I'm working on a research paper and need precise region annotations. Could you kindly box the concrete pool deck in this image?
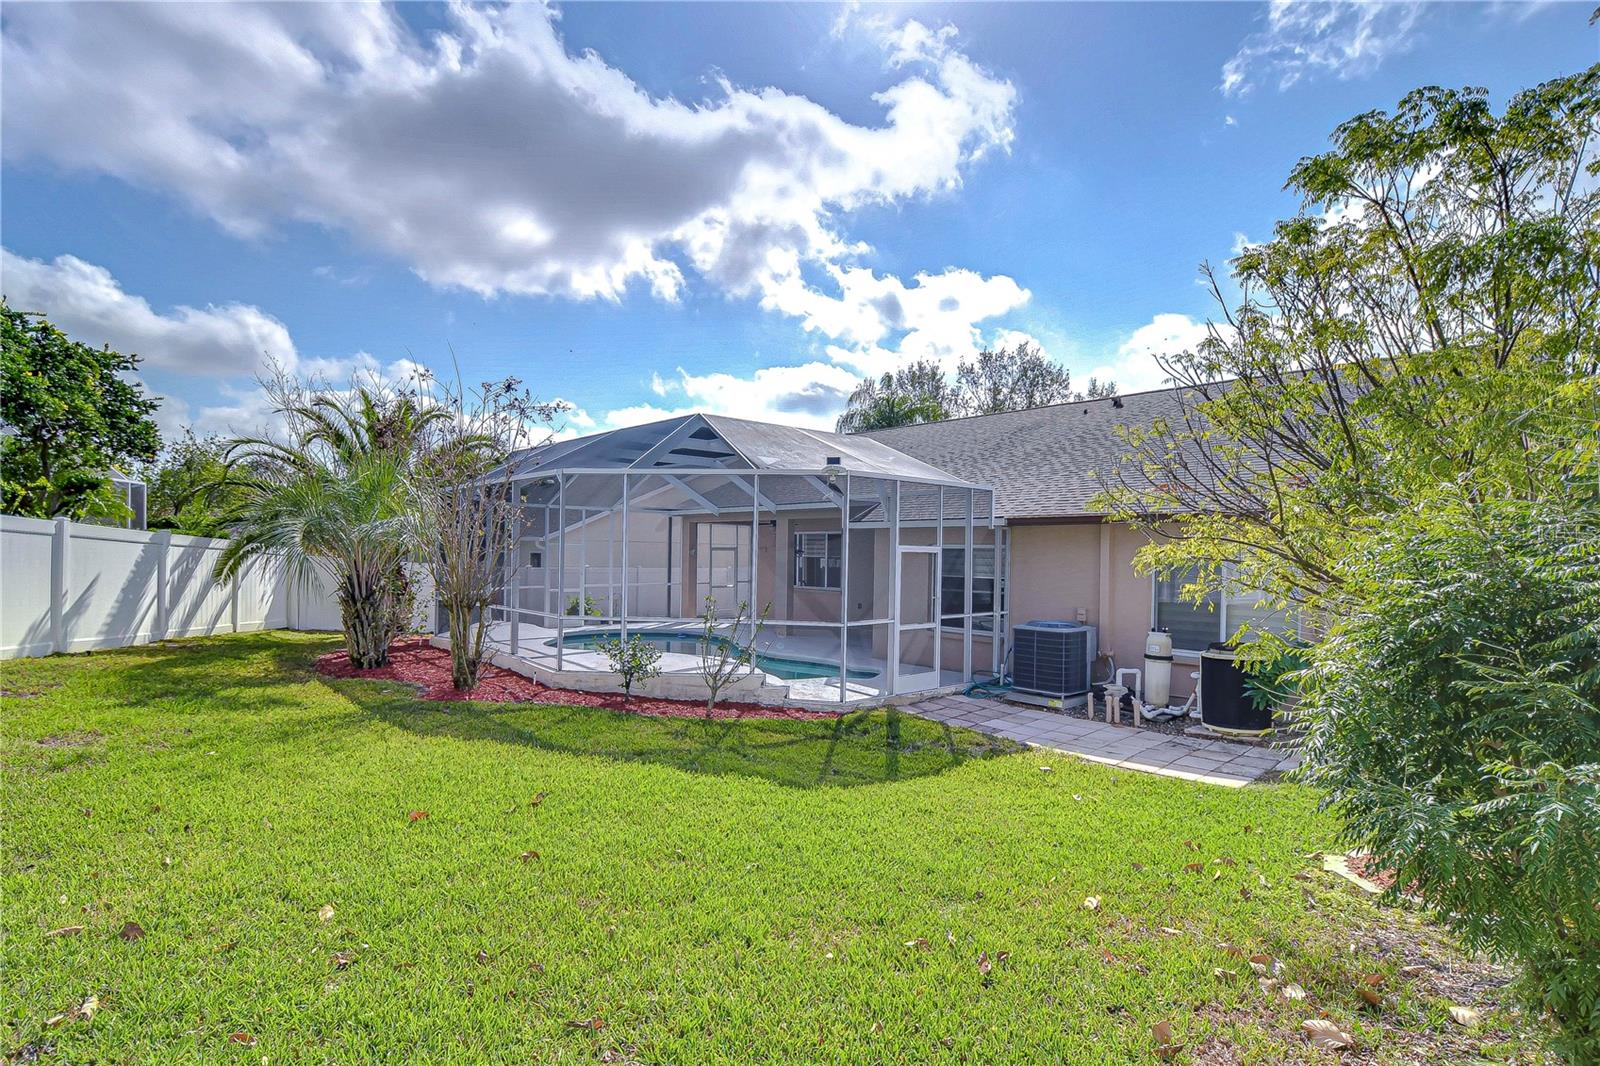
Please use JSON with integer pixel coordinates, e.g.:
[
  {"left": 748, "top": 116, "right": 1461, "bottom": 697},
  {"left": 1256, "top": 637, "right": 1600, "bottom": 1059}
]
[{"left": 909, "top": 695, "right": 1302, "bottom": 787}]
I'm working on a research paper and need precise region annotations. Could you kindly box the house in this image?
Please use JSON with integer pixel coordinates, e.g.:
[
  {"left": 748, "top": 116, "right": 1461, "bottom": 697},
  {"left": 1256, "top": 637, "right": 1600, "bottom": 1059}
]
[
  {"left": 863, "top": 387, "right": 1282, "bottom": 701},
  {"left": 456, "top": 393, "right": 1285, "bottom": 707}
]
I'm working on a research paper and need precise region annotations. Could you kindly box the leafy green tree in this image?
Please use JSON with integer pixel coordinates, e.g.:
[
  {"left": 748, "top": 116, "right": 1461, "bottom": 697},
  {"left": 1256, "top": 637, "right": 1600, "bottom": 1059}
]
[
  {"left": 0, "top": 302, "right": 161, "bottom": 519},
  {"left": 955, "top": 340, "right": 1082, "bottom": 414},
  {"left": 1297, "top": 493, "right": 1599, "bottom": 1062},
  {"left": 836, "top": 346, "right": 1117, "bottom": 433},
  {"left": 1098, "top": 68, "right": 1600, "bottom": 1057},
  {"left": 834, "top": 360, "right": 957, "bottom": 432},
  {"left": 139, "top": 430, "right": 247, "bottom": 537}
]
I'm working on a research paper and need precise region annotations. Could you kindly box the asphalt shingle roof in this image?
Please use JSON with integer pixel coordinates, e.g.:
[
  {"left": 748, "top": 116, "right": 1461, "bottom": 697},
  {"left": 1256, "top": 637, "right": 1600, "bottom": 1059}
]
[{"left": 863, "top": 387, "right": 1193, "bottom": 520}]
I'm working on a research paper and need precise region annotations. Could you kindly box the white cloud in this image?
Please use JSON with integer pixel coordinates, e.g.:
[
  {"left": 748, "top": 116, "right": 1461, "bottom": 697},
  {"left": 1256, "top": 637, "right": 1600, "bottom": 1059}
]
[
  {"left": 1221, "top": 1, "right": 1424, "bottom": 97},
  {"left": 3, "top": 4, "right": 1033, "bottom": 439},
  {"left": 3, "top": 4, "right": 1016, "bottom": 310},
  {"left": 1086, "top": 313, "right": 1211, "bottom": 394},
  {"left": 593, "top": 362, "right": 861, "bottom": 432},
  {"left": 0, "top": 247, "right": 441, "bottom": 437},
  {"left": 1, "top": 248, "right": 298, "bottom": 377}
]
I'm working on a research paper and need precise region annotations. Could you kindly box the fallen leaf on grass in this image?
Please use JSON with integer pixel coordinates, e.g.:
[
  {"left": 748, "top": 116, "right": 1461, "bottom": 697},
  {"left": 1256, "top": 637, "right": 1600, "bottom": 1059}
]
[
  {"left": 330, "top": 950, "right": 356, "bottom": 970},
  {"left": 228, "top": 1032, "right": 257, "bottom": 1047},
  {"left": 1038, "top": 765, "right": 1052, "bottom": 773},
  {"left": 1183, "top": 862, "right": 1204, "bottom": 874},
  {"left": 317, "top": 905, "right": 335, "bottom": 924},
  {"left": 566, "top": 1017, "right": 605, "bottom": 1031},
  {"left": 529, "top": 792, "right": 548, "bottom": 808},
  {"left": 407, "top": 810, "right": 428, "bottom": 825},
  {"left": 1151, "top": 1021, "right": 1183, "bottom": 1058},
  {"left": 45, "top": 925, "right": 84, "bottom": 938},
  {"left": 1130, "top": 862, "right": 1145, "bottom": 872},
  {"left": 1158, "top": 926, "right": 1182, "bottom": 936},
  {"left": 1100, "top": 948, "right": 1119, "bottom": 964},
  {"left": 1183, "top": 840, "right": 1199, "bottom": 852},
  {"left": 1082, "top": 896, "right": 1101, "bottom": 912},
  {"left": 1448, "top": 1004, "right": 1481, "bottom": 1028},
  {"left": 1281, "top": 983, "right": 1307, "bottom": 1001},
  {"left": 1397, "top": 964, "right": 1429, "bottom": 979},
  {"left": 1218, "top": 943, "right": 1245, "bottom": 959},
  {"left": 1358, "top": 985, "right": 1382, "bottom": 1007},
  {"left": 1213, "top": 856, "right": 1236, "bottom": 868},
  {"left": 1302, "top": 1018, "right": 1354, "bottom": 1050},
  {"left": 518, "top": 851, "right": 540, "bottom": 863},
  {"left": 904, "top": 938, "right": 930, "bottom": 950},
  {"left": 1292, "top": 872, "right": 1314, "bottom": 882},
  {"left": 1213, "top": 967, "right": 1237, "bottom": 982},
  {"left": 475, "top": 950, "right": 492, "bottom": 965},
  {"left": 118, "top": 921, "right": 145, "bottom": 942}
]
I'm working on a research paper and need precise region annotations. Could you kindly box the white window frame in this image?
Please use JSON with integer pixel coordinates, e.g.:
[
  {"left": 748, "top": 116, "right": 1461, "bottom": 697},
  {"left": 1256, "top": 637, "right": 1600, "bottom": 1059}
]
[{"left": 793, "top": 530, "right": 842, "bottom": 591}]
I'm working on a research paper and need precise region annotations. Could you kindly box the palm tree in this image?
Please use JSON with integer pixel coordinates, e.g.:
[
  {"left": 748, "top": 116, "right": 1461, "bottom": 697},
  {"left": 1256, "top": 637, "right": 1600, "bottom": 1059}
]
[
  {"left": 214, "top": 381, "right": 446, "bottom": 669},
  {"left": 215, "top": 450, "right": 413, "bottom": 667},
  {"left": 834, "top": 363, "right": 954, "bottom": 433}
]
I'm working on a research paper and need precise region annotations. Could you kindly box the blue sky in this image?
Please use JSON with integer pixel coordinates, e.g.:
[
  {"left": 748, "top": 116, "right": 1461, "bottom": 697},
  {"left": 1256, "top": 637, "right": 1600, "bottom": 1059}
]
[{"left": 1, "top": 1, "right": 1591, "bottom": 441}]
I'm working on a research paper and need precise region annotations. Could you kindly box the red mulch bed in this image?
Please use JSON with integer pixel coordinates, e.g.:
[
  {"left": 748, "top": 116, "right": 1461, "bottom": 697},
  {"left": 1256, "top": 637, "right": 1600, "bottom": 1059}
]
[{"left": 314, "top": 638, "right": 839, "bottom": 721}]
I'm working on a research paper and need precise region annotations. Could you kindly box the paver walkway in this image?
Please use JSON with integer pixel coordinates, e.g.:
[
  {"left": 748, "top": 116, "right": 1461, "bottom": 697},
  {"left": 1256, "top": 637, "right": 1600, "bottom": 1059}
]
[{"left": 911, "top": 695, "right": 1301, "bottom": 787}]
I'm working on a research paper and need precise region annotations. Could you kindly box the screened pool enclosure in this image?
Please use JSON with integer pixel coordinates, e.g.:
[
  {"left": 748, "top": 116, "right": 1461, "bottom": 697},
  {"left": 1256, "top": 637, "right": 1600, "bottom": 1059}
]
[{"left": 442, "top": 414, "right": 1007, "bottom": 707}]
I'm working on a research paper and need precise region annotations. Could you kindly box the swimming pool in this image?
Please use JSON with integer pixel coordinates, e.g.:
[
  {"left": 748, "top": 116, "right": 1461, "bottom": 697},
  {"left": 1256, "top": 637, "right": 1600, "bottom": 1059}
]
[{"left": 547, "top": 630, "right": 876, "bottom": 682}]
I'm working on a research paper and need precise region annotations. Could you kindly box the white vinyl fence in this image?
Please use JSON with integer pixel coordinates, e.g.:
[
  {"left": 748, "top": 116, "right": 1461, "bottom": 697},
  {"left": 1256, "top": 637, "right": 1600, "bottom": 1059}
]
[{"left": 0, "top": 514, "right": 404, "bottom": 660}]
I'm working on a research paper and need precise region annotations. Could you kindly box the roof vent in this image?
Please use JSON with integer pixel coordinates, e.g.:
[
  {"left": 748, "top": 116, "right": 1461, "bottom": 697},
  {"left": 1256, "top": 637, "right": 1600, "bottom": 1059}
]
[{"left": 1112, "top": 396, "right": 1124, "bottom": 409}]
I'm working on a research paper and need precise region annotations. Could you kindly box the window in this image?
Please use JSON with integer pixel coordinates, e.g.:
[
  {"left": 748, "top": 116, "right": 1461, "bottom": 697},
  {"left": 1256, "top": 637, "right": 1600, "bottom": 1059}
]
[
  {"left": 793, "top": 531, "right": 842, "bottom": 590},
  {"left": 528, "top": 550, "right": 544, "bottom": 569},
  {"left": 1152, "top": 563, "right": 1294, "bottom": 653},
  {"left": 940, "top": 546, "right": 996, "bottom": 618}
]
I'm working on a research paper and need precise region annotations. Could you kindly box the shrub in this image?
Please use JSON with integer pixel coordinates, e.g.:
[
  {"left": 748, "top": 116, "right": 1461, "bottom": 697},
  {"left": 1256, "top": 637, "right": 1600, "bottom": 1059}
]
[
  {"left": 1294, "top": 495, "right": 1600, "bottom": 1060},
  {"left": 696, "top": 596, "right": 770, "bottom": 714},
  {"left": 598, "top": 634, "right": 662, "bottom": 700}
]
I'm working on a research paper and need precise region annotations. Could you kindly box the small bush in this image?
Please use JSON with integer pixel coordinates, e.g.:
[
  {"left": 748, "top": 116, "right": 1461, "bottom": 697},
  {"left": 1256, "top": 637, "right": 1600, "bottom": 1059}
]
[
  {"left": 1295, "top": 495, "right": 1600, "bottom": 1061},
  {"left": 597, "top": 634, "right": 662, "bottom": 699}
]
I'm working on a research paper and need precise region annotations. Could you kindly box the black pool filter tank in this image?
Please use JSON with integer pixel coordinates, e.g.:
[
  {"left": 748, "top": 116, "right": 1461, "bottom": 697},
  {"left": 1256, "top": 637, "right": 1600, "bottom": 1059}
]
[{"left": 1200, "top": 642, "right": 1272, "bottom": 736}]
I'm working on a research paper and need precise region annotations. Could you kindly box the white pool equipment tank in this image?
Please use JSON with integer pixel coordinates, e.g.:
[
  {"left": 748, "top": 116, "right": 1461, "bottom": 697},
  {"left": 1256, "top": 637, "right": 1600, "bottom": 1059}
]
[{"left": 1143, "top": 628, "right": 1173, "bottom": 709}]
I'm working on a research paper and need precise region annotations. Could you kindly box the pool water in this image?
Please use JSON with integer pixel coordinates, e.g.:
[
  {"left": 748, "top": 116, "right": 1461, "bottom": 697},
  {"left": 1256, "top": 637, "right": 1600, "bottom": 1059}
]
[{"left": 548, "top": 630, "right": 875, "bottom": 682}]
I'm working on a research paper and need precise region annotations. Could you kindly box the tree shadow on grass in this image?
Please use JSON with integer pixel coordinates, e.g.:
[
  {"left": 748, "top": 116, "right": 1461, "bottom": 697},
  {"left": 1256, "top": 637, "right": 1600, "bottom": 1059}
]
[
  {"left": 340, "top": 680, "right": 1020, "bottom": 791},
  {"left": 25, "top": 633, "right": 1020, "bottom": 790}
]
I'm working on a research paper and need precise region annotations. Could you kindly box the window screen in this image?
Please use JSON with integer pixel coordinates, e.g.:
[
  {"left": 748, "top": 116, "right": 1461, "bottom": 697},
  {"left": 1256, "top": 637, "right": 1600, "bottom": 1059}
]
[{"left": 793, "top": 531, "right": 842, "bottom": 590}]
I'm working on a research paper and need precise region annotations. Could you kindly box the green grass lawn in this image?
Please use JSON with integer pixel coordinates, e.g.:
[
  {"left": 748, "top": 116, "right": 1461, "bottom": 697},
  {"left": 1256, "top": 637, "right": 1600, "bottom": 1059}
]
[{"left": 2, "top": 633, "right": 1538, "bottom": 1063}]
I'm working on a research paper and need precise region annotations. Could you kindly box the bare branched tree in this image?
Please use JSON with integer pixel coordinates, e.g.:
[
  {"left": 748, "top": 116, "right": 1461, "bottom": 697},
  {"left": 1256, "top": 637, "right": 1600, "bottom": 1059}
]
[
  {"left": 411, "top": 373, "right": 565, "bottom": 692},
  {"left": 695, "top": 596, "right": 771, "bottom": 715}
]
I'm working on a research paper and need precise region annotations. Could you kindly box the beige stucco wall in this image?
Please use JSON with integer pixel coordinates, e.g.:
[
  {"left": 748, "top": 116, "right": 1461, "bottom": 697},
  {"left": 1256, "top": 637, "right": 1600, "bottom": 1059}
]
[{"left": 1006, "top": 520, "right": 1196, "bottom": 698}]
